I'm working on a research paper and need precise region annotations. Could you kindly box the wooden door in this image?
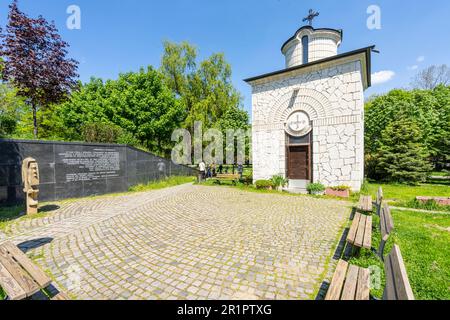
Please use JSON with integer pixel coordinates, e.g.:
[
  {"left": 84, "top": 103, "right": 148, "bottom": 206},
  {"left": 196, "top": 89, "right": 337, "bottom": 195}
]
[{"left": 288, "top": 146, "right": 309, "bottom": 180}]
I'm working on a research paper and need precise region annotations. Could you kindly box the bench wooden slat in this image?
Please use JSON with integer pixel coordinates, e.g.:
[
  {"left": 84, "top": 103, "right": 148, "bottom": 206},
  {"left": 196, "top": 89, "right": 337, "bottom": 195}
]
[
  {"left": 377, "top": 187, "right": 383, "bottom": 206},
  {"left": 341, "top": 265, "right": 359, "bottom": 300},
  {"left": 363, "top": 215, "right": 372, "bottom": 249},
  {"left": 0, "top": 260, "right": 27, "bottom": 300},
  {"left": 216, "top": 174, "right": 239, "bottom": 179},
  {"left": 325, "top": 260, "right": 348, "bottom": 300},
  {"left": 379, "top": 203, "right": 395, "bottom": 258},
  {"left": 347, "top": 213, "right": 361, "bottom": 244},
  {"left": 2, "top": 242, "right": 52, "bottom": 288},
  {"left": 381, "top": 204, "right": 394, "bottom": 241},
  {"left": 355, "top": 268, "right": 370, "bottom": 300},
  {"left": 358, "top": 196, "right": 373, "bottom": 212},
  {"left": 384, "top": 245, "right": 415, "bottom": 300},
  {"left": 354, "top": 214, "right": 367, "bottom": 248},
  {"left": 0, "top": 246, "right": 40, "bottom": 298}
]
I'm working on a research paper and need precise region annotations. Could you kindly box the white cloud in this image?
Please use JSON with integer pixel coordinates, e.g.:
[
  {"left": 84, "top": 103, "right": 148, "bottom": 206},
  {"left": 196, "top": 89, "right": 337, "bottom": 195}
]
[
  {"left": 371, "top": 70, "right": 396, "bottom": 85},
  {"left": 417, "top": 56, "right": 425, "bottom": 63},
  {"left": 408, "top": 65, "right": 419, "bottom": 71}
]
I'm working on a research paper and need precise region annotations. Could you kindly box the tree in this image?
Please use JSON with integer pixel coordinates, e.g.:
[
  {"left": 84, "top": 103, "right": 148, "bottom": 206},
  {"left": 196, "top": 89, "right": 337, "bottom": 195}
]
[
  {"left": 160, "top": 41, "right": 196, "bottom": 97},
  {"left": 0, "top": 0, "right": 79, "bottom": 138},
  {"left": 376, "top": 114, "right": 433, "bottom": 184},
  {"left": 0, "top": 82, "right": 25, "bottom": 136},
  {"left": 56, "top": 67, "right": 184, "bottom": 156},
  {"left": 160, "top": 41, "right": 244, "bottom": 131},
  {"left": 412, "top": 64, "right": 450, "bottom": 90},
  {"left": 365, "top": 87, "right": 450, "bottom": 171}
]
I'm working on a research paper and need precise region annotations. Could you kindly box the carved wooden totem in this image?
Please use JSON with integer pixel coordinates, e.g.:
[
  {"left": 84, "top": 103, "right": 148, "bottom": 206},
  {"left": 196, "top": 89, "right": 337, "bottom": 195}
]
[{"left": 22, "top": 157, "right": 40, "bottom": 215}]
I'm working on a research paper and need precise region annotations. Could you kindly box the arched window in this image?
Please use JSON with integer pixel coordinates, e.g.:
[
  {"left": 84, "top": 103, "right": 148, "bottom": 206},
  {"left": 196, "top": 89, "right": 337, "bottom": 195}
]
[{"left": 302, "top": 36, "right": 309, "bottom": 64}]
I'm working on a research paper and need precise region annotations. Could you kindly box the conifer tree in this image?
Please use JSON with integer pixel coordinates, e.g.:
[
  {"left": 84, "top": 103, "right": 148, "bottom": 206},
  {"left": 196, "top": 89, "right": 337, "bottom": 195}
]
[{"left": 377, "top": 114, "right": 433, "bottom": 184}]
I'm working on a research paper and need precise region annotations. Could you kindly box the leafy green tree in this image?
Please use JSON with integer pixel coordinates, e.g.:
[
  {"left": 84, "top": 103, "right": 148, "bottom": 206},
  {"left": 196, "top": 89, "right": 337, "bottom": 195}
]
[
  {"left": 0, "top": 82, "right": 25, "bottom": 137},
  {"left": 160, "top": 41, "right": 244, "bottom": 131},
  {"left": 365, "top": 87, "right": 450, "bottom": 171},
  {"left": 376, "top": 115, "right": 433, "bottom": 184}
]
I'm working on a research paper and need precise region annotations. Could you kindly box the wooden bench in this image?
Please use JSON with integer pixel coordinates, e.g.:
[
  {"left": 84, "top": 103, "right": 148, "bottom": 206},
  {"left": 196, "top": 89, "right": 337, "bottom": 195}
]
[
  {"left": 378, "top": 203, "right": 394, "bottom": 259},
  {"left": 347, "top": 212, "right": 372, "bottom": 250},
  {"left": 358, "top": 195, "right": 373, "bottom": 213},
  {"left": 0, "top": 241, "right": 68, "bottom": 300},
  {"left": 325, "top": 260, "right": 370, "bottom": 300},
  {"left": 326, "top": 245, "right": 415, "bottom": 300},
  {"left": 214, "top": 174, "right": 240, "bottom": 184},
  {"left": 376, "top": 187, "right": 383, "bottom": 216},
  {"left": 383, "top": 245, "right": 415, "bottom": 300},
  {"left": 216, "top": 173, "right": 240, "bottom": 180}
]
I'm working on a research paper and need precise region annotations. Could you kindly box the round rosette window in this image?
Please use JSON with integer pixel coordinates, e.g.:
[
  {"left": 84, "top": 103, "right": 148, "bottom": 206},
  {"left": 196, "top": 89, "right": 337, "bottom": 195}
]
[{"left": 285, "top": 111, "right": 312, "bottom": 137}]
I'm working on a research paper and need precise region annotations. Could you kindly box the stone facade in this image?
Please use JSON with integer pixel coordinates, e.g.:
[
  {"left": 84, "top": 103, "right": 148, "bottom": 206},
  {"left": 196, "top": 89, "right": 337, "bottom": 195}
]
[{"left": 249, "top": 59, "right": 366, "bottom": 191}]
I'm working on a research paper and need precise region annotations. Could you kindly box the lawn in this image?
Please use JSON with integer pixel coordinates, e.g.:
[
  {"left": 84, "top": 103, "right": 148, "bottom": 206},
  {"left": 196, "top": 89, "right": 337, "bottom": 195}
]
[
  {"left": 349, "top": 203, "right": 450, "bottom": 300},
  {"left": 128, "top": 176, "right": 196, "bottom": 192}
]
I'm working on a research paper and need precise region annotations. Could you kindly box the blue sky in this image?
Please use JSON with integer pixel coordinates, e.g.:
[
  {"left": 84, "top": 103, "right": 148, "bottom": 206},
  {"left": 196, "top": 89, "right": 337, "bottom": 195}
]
[{"left": 1, "top": 0, "right": 449, "bottom": 116}]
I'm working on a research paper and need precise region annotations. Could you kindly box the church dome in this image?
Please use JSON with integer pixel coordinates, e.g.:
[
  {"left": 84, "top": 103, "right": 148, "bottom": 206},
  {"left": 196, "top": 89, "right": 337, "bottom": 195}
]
[{"left": 281, "top": 26, "right": 343, "bottom": 68}]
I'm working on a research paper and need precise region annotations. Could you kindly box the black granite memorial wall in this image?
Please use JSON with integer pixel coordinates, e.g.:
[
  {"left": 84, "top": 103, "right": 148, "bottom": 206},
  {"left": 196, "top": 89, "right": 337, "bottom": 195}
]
[{"left": 0, "top": 139, "right": 197, "bottom": 205}]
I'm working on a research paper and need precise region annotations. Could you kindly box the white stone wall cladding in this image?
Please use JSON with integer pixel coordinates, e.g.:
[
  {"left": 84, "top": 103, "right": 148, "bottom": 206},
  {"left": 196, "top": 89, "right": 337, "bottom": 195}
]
[
  {"left": 252, "top": 60, "right": 365, "bottom": 191},
  {"left": 283, "top": 29, "right": 341, "bottom": 68},
  {"left": 308, "top": 36, "right": 339, "bottom": 63}
]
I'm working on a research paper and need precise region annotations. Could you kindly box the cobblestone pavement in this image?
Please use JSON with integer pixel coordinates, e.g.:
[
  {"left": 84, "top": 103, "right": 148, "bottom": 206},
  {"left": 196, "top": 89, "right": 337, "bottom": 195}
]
[{"left": 2, "top": 185, "right": 350, "bottom": 300}]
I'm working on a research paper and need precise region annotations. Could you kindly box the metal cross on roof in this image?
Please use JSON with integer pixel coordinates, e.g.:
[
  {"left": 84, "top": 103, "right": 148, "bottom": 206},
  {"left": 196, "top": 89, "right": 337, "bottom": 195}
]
[{"left": 303, "top": 9, "right": 320, "bottom": 26}]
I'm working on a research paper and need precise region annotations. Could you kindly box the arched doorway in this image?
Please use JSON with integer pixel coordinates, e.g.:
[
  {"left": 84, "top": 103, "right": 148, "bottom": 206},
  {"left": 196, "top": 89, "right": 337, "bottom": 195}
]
[
  {"left": 286, "top": 132, "right": 312, "bottom": 181},
  {"left": 284, "top": 111, "right": 312, "bottom": 185}
]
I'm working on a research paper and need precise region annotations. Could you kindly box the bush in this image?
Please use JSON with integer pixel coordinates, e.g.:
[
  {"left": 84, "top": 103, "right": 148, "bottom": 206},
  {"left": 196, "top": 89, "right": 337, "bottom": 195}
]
[
  {"left": 307, "top": 183, "right": 326, "bottom": 193},
  {"left": 82, "top": 122, "right": 124, "bottom": 144},
  {"left": 255, "top": 180, "right": 273, "bottom": 190},
  {"left": 404, "top": 199, "right": 450, "bottom": 212},
  {"left": 271, "top": 175, "right": 288, "bottom": 189},
  {"left": 240, "top": 174, "right": 253, "bottom": 186},
  {"left": 81, "top": 122, "right": 139, "bottom": 146}
]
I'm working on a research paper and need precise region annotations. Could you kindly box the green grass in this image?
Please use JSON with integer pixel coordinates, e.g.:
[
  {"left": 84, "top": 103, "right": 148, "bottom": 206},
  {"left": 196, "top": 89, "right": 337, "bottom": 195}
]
[
  {"left": 367, "top": 183, "right": 450, "bottom": 206},
  {"left": 0, "top": 205, "right": 25, "bottom": 231},
  {"left": 349, "top": 209, "right": 450, "bottom": 300},
  {"left": 430, "top": 171, "right": 450, "bottom": 177},
  {"left": 128, "top": 176, "right": 196, "bottom": 192},
  {"left": 0, "top": 287, "right": 5, "bottom": 300}
]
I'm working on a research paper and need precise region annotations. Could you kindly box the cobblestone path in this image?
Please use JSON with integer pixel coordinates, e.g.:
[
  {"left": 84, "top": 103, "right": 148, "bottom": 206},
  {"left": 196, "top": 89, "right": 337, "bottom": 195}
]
[{"left": 1, "top": 184, "right": 350, "bottom": 300}]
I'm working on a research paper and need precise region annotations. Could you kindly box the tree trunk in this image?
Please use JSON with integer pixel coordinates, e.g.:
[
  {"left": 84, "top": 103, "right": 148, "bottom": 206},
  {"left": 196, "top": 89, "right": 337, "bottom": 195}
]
[{"left": 32, "top": 104, "right": 38, "bottom": 139}]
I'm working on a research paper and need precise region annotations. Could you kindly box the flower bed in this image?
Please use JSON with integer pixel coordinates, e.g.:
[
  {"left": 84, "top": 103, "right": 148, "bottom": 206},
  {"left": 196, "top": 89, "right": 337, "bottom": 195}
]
[{"left": 325, "top": 186, "right": 351, "bottom": 198}]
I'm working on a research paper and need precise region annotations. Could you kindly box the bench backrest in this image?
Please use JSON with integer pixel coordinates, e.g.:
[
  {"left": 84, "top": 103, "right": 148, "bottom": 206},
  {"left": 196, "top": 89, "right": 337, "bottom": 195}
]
[
  {"left": 380, "top": 203, "right": 394, "bottom": 242},
  {"left": 376, "top": 187, "right": 383, "bottom": 206},
  {"left": 383, "top": 245, "right": 415, "bottom": 300},
  {"left": 216, "top": 174, "right": 239, "bottom": 178}
]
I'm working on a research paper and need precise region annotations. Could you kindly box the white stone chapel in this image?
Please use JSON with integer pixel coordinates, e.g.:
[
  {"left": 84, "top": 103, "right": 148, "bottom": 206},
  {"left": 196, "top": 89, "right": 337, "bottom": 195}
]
[{"left": 245, "top": 13, "right": 374, "bottom": 192}]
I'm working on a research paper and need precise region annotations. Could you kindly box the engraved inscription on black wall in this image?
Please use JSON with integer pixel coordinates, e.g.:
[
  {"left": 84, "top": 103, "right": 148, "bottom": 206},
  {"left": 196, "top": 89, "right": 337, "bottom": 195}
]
[
  {"left": 0, "top": 139, "right": 197, "bottom": 204},
  {"left": 58, "top": 149, "right": 121, "bottom": 182}
]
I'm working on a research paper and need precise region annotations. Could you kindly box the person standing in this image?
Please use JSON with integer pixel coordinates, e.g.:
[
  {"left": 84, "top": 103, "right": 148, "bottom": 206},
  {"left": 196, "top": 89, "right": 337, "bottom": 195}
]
[
  {"left": 212, "top": 162, "right": 217, "bottom": 177},
  {"left": 206, "top": 164, "right": 212, "bottom": 179},
  {"left": 237, "top": 163, "right": 244, "bottom": 180},
  {"left": 199, "top": 160, "right": 206, "bottom": 182}
]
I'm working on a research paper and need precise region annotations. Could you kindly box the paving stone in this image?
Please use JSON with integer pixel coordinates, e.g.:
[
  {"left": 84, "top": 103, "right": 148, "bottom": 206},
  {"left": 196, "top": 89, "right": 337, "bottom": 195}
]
[{"left": 3, "top": 184, "right": 349, "bottom": 300}]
